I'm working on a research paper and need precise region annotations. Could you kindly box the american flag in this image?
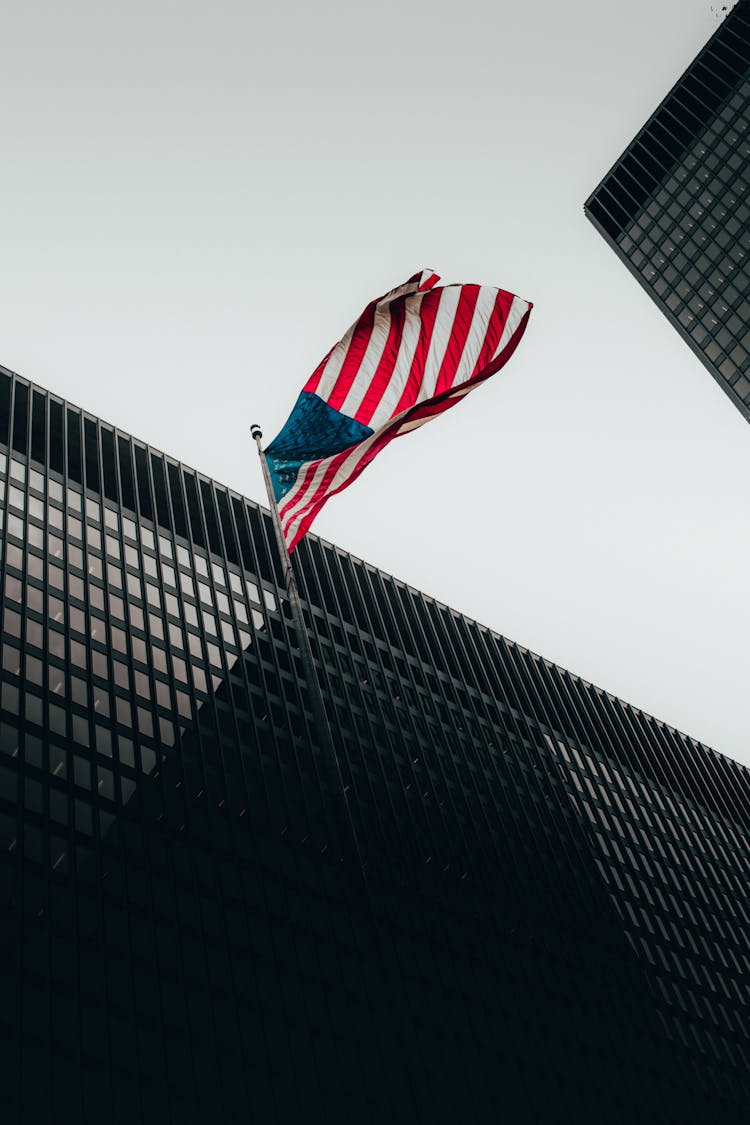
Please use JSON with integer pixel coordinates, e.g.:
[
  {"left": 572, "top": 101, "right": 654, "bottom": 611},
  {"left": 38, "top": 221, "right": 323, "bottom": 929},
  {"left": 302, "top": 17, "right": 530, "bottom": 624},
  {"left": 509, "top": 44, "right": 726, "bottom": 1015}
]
[{"left": 265, "top": 269, "right": 532, "bottom": 551}]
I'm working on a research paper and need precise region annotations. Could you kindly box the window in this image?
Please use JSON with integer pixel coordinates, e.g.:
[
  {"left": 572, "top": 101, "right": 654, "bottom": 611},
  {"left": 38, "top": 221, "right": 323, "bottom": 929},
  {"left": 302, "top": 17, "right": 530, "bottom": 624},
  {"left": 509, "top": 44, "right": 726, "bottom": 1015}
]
[
  {"left": 115, "top": 698, "right": 132, "bottom": 727},
  {"left": 111, "top": 627, "right": 127, "bottom": 655},
  {"left": 109, "top": 594, "right": 125, "bottom": 621},
  {"left": 48, "top": 595, "right": 65, "bottom": 623},
  {"left": 136, "top": 707, "right": 153, "bottom": 738},
  {"left": 4, "top": 575, "right": 22, "bottom": 603},
  {"left": 155, "top": 681, "right": 171, "bottom": 709},
  {"left": 70, "top": 607, "right": 86, "bottom": 635},
  {"left": 134, "top": 671, "right": 150, "bottom": 700},
  {"left": 93, "top": 687, "right": 110, "bottom": 717},
  {"left": 129, "top": 605, "right": 145, "bottom": 632},
  {"left": 180, "top": 571, "right": 196, "bottom": 598},
  {"left": 148, "top": 613, "right": 164, "bottom": 641}
]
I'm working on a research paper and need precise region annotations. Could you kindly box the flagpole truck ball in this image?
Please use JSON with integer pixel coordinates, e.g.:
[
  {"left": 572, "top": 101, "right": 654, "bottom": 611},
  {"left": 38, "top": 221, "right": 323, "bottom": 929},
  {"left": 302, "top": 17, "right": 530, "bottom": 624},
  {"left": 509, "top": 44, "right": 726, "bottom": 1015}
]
[{"left": 265, "top": 270, "right": 533, "bottom": 550}]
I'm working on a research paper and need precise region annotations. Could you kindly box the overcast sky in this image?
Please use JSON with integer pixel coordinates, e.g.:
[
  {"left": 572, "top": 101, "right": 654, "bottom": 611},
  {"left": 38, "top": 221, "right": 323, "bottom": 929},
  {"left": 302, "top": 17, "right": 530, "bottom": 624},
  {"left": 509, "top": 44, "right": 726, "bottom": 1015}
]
[{"left": 2, "top": 0, "right": 748, "bottom": 765}]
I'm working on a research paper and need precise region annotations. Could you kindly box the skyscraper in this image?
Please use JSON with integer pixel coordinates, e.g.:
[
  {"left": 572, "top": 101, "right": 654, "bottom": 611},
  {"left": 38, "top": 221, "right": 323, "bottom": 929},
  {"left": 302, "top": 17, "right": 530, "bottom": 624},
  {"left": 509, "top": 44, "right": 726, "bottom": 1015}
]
[
  {"left": 585, "top": 2, "right": 750, "bottom": 421},
  {"left": 1, "top": 364, "right": 750, "bottom": 1124}
]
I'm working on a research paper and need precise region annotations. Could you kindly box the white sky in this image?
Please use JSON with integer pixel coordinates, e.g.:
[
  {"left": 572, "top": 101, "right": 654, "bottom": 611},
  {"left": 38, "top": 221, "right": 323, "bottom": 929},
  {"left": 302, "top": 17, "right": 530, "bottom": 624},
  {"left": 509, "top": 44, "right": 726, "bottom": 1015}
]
[{"left": 2, "top": 0, "right": 748, "bottom": 765}]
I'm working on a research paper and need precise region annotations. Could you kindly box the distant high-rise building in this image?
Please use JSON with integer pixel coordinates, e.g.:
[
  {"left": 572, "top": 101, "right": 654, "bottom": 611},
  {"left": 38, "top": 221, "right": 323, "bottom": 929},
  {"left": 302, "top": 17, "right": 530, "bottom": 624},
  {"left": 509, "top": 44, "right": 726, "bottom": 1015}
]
[
  {"left": 585, "top": 2, "right": 750, "bottom": 421},
  {"left": 2, "top": 364, "right": 750, "bottom": 1123}
]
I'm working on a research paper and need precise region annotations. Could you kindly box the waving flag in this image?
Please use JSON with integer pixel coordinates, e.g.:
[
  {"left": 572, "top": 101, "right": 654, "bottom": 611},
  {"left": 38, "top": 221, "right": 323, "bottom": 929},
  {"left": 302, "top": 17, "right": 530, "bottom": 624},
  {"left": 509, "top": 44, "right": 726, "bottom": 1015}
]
[{"left": 265, "top": 270, "right": 532, "bottom": 551}]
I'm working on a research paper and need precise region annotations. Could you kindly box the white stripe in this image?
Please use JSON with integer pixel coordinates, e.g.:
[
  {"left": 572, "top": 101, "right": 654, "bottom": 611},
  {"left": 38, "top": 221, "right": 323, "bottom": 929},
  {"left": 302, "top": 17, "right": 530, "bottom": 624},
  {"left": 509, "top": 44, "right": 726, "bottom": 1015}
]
[
  {"left": 278, "top": 457, "right": 329, "bottom": 532},
  {"left": 313, "top": 275, "right": 431, "bottom": 406},
  {"left": 337, "top": 304, "right": 393, "bottom": 419},
  {"left": 448, "top": 287, "right": 502, "bottom": 390},
  {"left": 413, "top": 285, "right": 462, "bottom": 405},
  {"left": 492, "top": 295, "right": 529, "bottom": 360},
  {"left": 312, "top": 319, "right": 360, "bottom": 402},
  {"left": 353, "top": 293, "right": 426, "bottom": 428}
]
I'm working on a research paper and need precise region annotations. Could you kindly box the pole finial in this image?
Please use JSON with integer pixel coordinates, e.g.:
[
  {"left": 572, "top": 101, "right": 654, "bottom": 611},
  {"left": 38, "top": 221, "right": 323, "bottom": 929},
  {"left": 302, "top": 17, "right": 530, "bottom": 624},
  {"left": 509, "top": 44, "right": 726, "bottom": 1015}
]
[{"left": 250, "top": 424, "right": 263, "bottom": 441}]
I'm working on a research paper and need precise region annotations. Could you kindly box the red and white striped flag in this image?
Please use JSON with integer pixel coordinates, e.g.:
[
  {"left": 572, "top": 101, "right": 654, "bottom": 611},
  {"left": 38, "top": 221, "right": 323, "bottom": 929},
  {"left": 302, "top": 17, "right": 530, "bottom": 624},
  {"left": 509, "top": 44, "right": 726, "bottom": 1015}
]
[{"left": 265, "top": 270, "right": 532, "bottom": 550}]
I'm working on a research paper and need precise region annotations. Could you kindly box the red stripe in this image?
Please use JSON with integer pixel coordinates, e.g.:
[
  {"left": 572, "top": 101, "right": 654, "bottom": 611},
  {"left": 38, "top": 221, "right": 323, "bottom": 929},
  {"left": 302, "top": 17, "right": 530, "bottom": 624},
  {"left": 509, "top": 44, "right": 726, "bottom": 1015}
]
[
  {"left": 476, "top": 301, "right": 532, "bottom": 381},
  {"left": 303, "top": 345, "right": 335, "bottom": 394},
  {"left": 324, "top": 300, "right": 378, "bottom": 412},
  {"left": 391, "top": 288, "right": 442, "bottom": 417},
  {"left": 418, "top": 271, "right": 440, "bottom": 292},
  {"left": 468, "top": 289, "right": 514, "bottom": 378},
  {"left": 352, "top": 299, "right": 407, "bottom": 426},
  {"left": 432, "top": 284, "right": 480, "bottom": 396}
]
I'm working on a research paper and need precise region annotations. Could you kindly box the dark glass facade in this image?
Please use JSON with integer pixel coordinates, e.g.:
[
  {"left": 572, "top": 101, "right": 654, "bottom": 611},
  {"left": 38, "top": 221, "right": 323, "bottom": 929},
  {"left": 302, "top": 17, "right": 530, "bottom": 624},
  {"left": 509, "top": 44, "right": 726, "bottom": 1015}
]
[
  {"left": 2, "top": 364, "right": 750, "bottom": 1123},
  {"left": 585, "top": 1, "right": 750, "bottom": 421}
]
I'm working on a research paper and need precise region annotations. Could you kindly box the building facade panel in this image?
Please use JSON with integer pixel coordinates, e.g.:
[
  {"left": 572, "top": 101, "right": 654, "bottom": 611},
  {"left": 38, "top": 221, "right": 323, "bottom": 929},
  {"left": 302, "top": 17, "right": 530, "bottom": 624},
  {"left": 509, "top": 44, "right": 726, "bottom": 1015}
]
[
  {"left": 1, "top": 365, "right": 750, "bottom": 1122},
  {"left": 585, "top": 1, "right": 750, "bottom": 420}
]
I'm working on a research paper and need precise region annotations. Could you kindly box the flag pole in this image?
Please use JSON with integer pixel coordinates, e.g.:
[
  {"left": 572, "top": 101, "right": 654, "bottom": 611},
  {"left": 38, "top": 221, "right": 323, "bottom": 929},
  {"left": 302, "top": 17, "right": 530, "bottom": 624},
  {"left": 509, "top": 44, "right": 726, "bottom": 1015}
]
[{"left": 250, "top": 425, "right": 368, "bottom": 888}]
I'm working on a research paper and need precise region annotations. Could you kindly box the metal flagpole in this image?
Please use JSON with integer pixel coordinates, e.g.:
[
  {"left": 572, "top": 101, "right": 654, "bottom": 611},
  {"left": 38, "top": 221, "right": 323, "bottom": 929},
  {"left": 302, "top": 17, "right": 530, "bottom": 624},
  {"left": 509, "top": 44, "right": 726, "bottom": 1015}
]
[
  {"left": 250, "top": 427, "right": 424, "bottom": 1116},
  {"left": 250, "top": 425, "right": 368, "bottom": 890}
]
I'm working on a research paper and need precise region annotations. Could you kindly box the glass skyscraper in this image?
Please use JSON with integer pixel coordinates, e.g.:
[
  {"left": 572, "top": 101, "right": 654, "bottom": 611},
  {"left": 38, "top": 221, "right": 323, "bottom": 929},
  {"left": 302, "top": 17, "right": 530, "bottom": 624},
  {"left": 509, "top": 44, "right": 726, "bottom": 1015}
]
[
  {"left": 585, "top": 1, "right": 750, "bottom": 421},
  {"left": 2, "top": 364, "right": 750, "bottom": 1123}
]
